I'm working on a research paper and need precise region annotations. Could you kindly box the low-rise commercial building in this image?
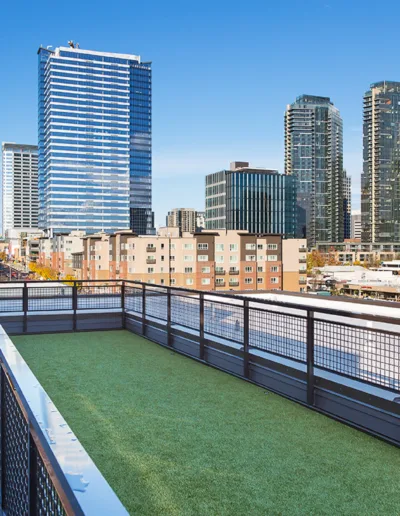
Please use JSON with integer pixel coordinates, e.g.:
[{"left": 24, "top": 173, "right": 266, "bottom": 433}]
[{"left": 315, "top": 240, "right": 400, "bottom": 264}]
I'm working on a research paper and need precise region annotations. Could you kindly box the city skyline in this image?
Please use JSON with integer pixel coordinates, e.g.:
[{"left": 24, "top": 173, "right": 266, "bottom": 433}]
[{"left": 1, "top": 1, "right": 400, "bottom": 228}]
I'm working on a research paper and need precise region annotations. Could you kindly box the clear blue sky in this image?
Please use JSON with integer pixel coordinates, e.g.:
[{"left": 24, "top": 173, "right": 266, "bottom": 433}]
[{"left": 1, "top": 0, "right": 400, "bottom": 227}]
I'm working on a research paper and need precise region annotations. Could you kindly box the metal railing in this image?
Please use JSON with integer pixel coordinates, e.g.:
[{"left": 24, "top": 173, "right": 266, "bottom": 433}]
[
  {"left": 0, "top": 327, "right": 127, "bottom": 515},
  {"left": 0, "top": 280, "right": 399, "bottom": 445}
]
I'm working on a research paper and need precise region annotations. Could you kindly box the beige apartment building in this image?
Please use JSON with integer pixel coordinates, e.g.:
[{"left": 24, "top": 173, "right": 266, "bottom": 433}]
[
  {"left": 38, "top": 231, "right": 84, "bottom": 276},
  {"left": 77, "top": 230, "right": 306, "bottom": 292},
  {"left": 282, "top": 239, "right": 307, "bottom": 292}
]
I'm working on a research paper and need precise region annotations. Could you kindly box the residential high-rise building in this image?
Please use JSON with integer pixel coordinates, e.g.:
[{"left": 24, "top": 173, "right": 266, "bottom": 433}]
[
  {"left": 285, "top": 95, "right": 344, "bottom": 246},
  {"left": 343, "top": 171, "right": 351, "bottom": 239},
  {"left": 38, "top": 43, "right": 154, "bottom": 236},
  {"left": 166, "top": 208, "right": 197, "bottom": 234},
  {"left": 205, "top": 162, "right": 297, "bottom": 237},
  {"left": 196, "top": 211, "right": 205, "bottom": 231},
  {"left": 1, "top": 143, "right": 38, "bottom": 236},
  {"left": 351, "top": 210, "right": 362, "bottom": 240},
  {"left": 361, "top": 81, "right": 400, "bottom": 242}
]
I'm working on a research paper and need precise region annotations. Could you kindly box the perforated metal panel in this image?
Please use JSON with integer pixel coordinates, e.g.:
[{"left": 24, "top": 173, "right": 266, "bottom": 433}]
[
  {"left": 3, "top": 373, "right": 29, "bottom": 515},
  {"left": 36, "top": 449, "right": 66, "bottom": 515}
]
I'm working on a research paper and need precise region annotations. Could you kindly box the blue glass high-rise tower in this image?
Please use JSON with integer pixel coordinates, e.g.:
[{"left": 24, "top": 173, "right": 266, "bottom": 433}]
[{"left": 38, "top": 43, "right": 154, "bottom": 235}]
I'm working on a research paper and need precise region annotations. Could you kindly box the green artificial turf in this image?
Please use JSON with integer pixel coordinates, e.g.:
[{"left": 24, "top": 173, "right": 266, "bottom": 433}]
[{"left": 13, "top": 331, "right": 400, "bottom": 515}]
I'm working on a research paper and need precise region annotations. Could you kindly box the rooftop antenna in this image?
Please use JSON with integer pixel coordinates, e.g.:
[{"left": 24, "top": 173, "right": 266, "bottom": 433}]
[{"left": 68, "top": 40, "right": 75, "bottom": 48}]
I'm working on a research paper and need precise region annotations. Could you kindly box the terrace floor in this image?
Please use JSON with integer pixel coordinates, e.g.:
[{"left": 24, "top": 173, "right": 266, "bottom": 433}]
[{"left": 13, "top": 330, "right": 400, "bottom": 515}]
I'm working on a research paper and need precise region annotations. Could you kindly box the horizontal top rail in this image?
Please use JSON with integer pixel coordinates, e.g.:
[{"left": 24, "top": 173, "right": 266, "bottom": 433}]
[{"left": 0, "top": 326, "right": 128, "bottom": 515}]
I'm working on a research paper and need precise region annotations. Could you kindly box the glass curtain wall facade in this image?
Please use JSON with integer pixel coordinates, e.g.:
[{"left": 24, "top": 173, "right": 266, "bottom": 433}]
[
  {"left": 38, "top": 45, "right": 153, "bottom": 235},
  {"left": 205, "top": 168, "right": 296, "bottom": 237},
  {"left": 362, "top": 81, "right": 400, "bottom": 242},
  {"left": 285, "top": 95, "right": 344, "bottom": 246}
]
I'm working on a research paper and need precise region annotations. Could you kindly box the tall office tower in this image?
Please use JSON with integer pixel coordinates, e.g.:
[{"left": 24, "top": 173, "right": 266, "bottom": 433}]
[
  {"left": 285, "top": 95, "right": 344, "bottom": 246},
  {"left": 166, "top": 208, "right": 197, "bottom": 234},
  {"left": 362, "top": 81, "right": 400, "bottom": 242},
  {"left": 2, "top": 143, "right": 38, "bottom": 236},
  {"left": 38, "top": 43, "right": 154, "bottom": 235},
  {"left": 351, "top": 210, "right": 362, "bottom": 240},
  {"left": 343, "top": 171, "right": 351, "bottom": 239},
  {"left": 205, "top": 162, "right": 297, "bottom": 237}
]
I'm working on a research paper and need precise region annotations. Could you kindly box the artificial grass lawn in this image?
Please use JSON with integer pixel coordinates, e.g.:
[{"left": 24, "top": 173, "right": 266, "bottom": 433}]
[{"left": 13, "top": 331, "right": 400, "bottom": 515}]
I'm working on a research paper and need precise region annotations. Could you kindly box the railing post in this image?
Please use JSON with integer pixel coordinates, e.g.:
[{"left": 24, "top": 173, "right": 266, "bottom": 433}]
[
  {"left": 23, "top": 282, "right": 28, "bottom": 333},
  {"left": 243, "top": 299, "right": 249, "bottom": 378},
  {"left": 167, "top": 288, "right": 172, "bottom": 347},
  {"left": 121, "top": 282, "right": 125, "bottom": 329},
  {"left": 142, "top": 284, "right": 146, "bottom": 336},
  {"left": 307, "top": 310, "right": 315, "bottom": 406},
  {"left": 28, "top": 432, "right": 38, "bottom": 515},
  {"left": 72, "top": 282, "right": 78, "bottom": 331},
  {"left": 199, "top": 292, "right": 205, "bottom": 360}
]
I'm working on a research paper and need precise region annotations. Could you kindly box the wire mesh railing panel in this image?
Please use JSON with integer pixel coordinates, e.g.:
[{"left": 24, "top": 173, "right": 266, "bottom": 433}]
[
  {"left": 2, "top": 373, "right": 30, "bottom": 516},
  {"left": 145, "top": 287, "right": 168, "bottom": 322},
  {"left": 77, "top": 284, "right": 121, "bottom": 310},
  {"left": 28, "top": 287, "right": 73, "bottom": 311},
  {"left": 36, "top": 447, "right": 66, "bottom": 515},
  {"left": 249, "top": 308, "right": 307, "bottom": 362},
  {"left": 124, "top": 286, "right": 142, "bottom": 314},
  {"left": 171, "top": 294, "right": 200, "bottom": 331},
  {"left": 0, "top": 287, "right": 23, "bottom": 312},
  {"left": 314, "top": 319, "right": 400, "bottom": 391},
  {"left": 204, "top": 300, "right": 244, "bottom": 344}
]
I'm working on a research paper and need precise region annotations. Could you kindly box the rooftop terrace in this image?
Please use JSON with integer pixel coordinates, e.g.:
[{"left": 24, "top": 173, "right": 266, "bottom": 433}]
[{"left": 12, "top": 330, "right": 400, "bottom": 515}]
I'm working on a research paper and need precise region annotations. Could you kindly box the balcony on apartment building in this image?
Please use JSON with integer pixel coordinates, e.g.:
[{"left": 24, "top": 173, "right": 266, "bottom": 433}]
[
  {"left": 146, "top": 246, "right": 156, "bottom": 252},
  {"left": 229, "top": 268, "right": 240, "bottom": 275},
  {"left": 299, "top": 258, "right": 307, "bottom": 263},
  {"left": 215, "top": 269, "right": 226, "bottom": 275},
  {"left": 0, "top": 280, "right": 398, "bottom": 514},
  {"left": 146, "top": 258, "right": 156, "bottom": 264}
]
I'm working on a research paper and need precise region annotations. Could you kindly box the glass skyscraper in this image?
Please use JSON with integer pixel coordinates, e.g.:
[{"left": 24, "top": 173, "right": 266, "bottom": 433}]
[
  {"left": 362, "top": 81, "right": 400, "bottom": 242},
  {"left": 38, "top": 43, "right": 154, "bottom": 235},
  {"left": 205, "top": 162, "right": 296, "bottom": 237},
  {"left": 285, "top": 95, "right": 344, "bottom": 246}
]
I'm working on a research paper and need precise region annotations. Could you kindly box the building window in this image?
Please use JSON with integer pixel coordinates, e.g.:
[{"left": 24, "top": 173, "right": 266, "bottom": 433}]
[
  {"left": 170, "top": 256, "right": 175, "bottom": 261},
  {"left": 245, "top": 243, "right": 256, "bottom": 250},
  {"left": 267, "top": 255, "right": 278, "bottom": 261},
  {"left": 183, "top": 243, "right": 194, "bottom": 250},
  {"left": 215, "top": 266, "right": 224, "bottom": 273},
  {"left": 198, "top": 255, "right": 208, "bottom": 261},
  {"left": 271, "top": 277, "right": 279, "bottom": 284},
  {"left": 229, "top": 244, "right": 238, "bottom": 251},
  {"left": 161, "top": 243, "right": 164, "bottom": 249},
  {"left": 184, "top": 255, "right": 194, "bottom": 262},
  {"left": 184, "top": 267, "right": 193, "bottom": 273},
  {"left": 257, "top": 266, "right": 263, "bottom": 273},
  {"left": 216, "top": 278, "right": 224, "bottom": 285},
  {"left": 170, "top": 243, "right": 176, "bottom": 250},
  {"left": 229, "top": 255, "right": 238, "bottom": 263},
  {"left": 170, "top": 267, "right": 175, "bottom": 273},
  {"left": 244, "top": 278, "right": 253, "bottom": 284},
  {"left": 245, "top": 266, "right": 253, "bottom": 273},
  {"left": 201, "top": 267, "right": 210, "bottom": 273},
  {"left": 170, "top": 278, "right": 176, "bottom": 285},
  {"left": 270, "top": 266, "right": 279, "bottom": 272},
  {"left": 198, "top": 243, "right": 208, "bottom": 250},
  {"left": 160, "top": 279, "right": 165, "bottom": 285},
  {"left": 216, "top": 255, "right": 224, "bottom": 263},
  {"left": 246, "top": 255, "right": 256, "bottom": 261},
  {"left": 216, "top": 243, "right": 224, "bottom": 251},
  {"left": 257, "top": 277, "right": 263, "bottom": 283},
  {"left": 258, "top": 255, "right": 264, "bottom": 261},
  {"left": 257, "top": 244, "right": 264, "bottom": 250},
  {"left": 267, "top": 244, "right": 278, "bottom": 250},
  {"left": 148, "top": 268, "right": 154, "bottom": 273},
  {"left": 186, "top": 278, "right": 194, "bottom": 286},
  {"left": 229, "top": 267, "right": 238, "bottom": 272},
  {"left": 160, "top": 267, "right": 164, "bottom": 273},
  {"left": 201, "top": 278, "right": 211, "bottom": 285}
]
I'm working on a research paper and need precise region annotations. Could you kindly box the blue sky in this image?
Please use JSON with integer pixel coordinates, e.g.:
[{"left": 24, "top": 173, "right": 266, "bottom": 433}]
[{"left": 1, "top": 0, "right": 400, "bottom": 226}]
